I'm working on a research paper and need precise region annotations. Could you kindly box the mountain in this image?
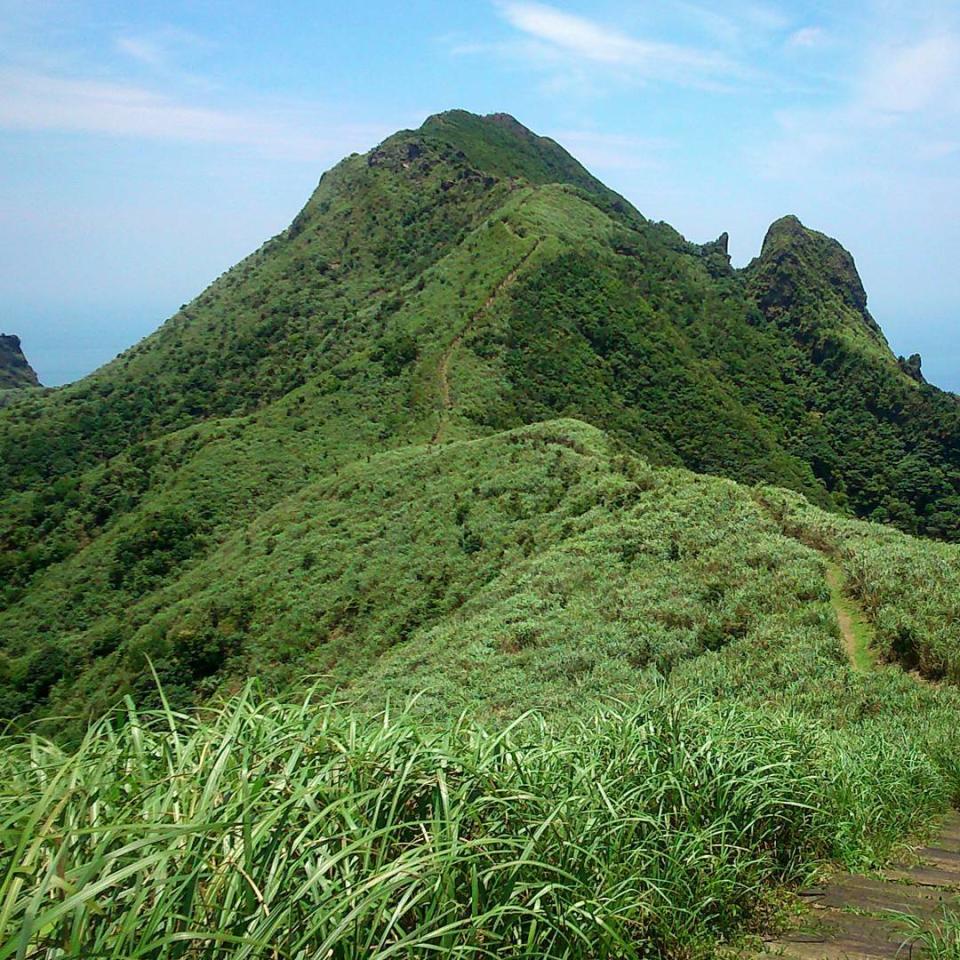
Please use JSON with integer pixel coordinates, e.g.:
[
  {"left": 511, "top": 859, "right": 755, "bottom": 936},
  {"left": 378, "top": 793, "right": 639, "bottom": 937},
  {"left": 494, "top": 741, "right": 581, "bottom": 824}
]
[
  {"left": 0, "top": 333, "right": 40, "bottom": 389},
  {"left": 5, "top": 109, "right": 960, "bottom": 960},
  {"left": 2, "top": 109, "right": 960, "bottom": 728}
]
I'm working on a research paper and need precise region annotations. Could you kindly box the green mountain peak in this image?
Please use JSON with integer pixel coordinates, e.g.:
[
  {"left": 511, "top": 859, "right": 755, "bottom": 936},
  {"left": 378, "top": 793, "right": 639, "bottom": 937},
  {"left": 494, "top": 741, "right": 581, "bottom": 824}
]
[
  {"left": 412, "top": 109, "right": 639, "bottom": 211},
  {"left": 5, "top": 109, "right": 960, "bottom": 960},
  {"left": 748, "top": 212, "right": 889, "bottom": 356},
  {"left": 759, "top": 214, "right": 869, "bottom": 310},
  {"left": 3, "top": 111, "right": 960, "bottom": 730}
]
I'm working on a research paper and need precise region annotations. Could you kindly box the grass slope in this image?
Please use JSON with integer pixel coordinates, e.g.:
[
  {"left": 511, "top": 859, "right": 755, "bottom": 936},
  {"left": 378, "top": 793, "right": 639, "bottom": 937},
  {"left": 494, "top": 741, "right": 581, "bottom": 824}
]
[
  {"left": 825, "top": 561, "right": 876, "bottom": 672},
  {"left": 4, "top": 109, "right": 960, "bottom": 959},
  {"left": 5, "top": 418, "right": 960, "bottom": 741},
  {"left": 0, "top": 478, "right": 960, "bottom": 958}
]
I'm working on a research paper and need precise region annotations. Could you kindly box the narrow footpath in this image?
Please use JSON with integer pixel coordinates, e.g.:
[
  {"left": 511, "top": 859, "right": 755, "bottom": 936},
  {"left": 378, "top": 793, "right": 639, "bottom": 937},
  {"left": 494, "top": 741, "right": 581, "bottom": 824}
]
[
  {"left": 430, "top": 240, "right": 539, "bottom": 444},
  {"left": 756, "top": 552, "right": 956, "bottom": 959},
  {"left": 825, "top": 561, "right": 876, "bottom": 673}
]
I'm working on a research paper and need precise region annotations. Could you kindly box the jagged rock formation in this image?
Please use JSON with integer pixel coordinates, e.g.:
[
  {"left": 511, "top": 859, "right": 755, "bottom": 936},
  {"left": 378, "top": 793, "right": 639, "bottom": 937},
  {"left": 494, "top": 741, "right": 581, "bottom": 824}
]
[
  {"left": 747, "top": 214, "right": 886, "bottom": 344},
  {"left": 699, "top": 231, "right": 733, "bottom": 277},
  {"left": 0, "top": 334, "right": 40, "bottom": 389},
  {"left": 899, "top": 352, "right": 926, "bottom": 384}
]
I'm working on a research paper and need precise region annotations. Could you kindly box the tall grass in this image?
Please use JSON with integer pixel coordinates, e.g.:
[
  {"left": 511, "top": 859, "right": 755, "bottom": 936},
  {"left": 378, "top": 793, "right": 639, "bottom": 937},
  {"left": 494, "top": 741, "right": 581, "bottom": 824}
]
[
  {"left": 1, "top": 684, "right": 951, "bottom": 959},
  {"left": 898, "top": 910, "right": 960, "bottom": 960}
]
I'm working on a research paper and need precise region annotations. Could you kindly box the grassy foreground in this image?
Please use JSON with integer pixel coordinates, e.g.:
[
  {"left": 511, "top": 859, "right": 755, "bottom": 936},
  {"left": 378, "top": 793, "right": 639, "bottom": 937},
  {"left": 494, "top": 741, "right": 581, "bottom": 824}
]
[{"left": 3, "top": 682, "right": 957, "bottom": 960}]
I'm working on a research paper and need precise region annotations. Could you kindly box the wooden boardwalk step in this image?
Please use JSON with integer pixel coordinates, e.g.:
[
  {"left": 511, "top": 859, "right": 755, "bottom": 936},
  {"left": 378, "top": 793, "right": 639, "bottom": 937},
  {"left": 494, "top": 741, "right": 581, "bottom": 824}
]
[
  {"left": 912, "top": 847, "right": 960, "bottom": 870},
  {"left": 881, "top": 865, "right": 960, "bottom": 889},
  {"left": 753, "top": 811, "right": 960, "bottom": 960},
  {"left": 762, "top": 909, "right": 916, "bottom": 960},
  {"left": 811, "top": 875, "right": 957, "bottom": 919}
]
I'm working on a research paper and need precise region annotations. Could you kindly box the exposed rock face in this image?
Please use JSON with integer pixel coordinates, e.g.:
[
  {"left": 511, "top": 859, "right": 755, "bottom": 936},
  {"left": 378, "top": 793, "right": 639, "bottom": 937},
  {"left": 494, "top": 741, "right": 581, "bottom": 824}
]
[
  {"left": 0, "top": 334, "right": 40, "bottom": 388},
  {"left": 367, "top": 140, "right": 424, "bottom": 169},
  {"left": 899, "top": 353, "right": 927, "bottom": 384},
  {"left": 700, "top": 231, "right": 732, "bottom": 277},
  {"left": 767, "top": 216, "right": 869, "bottom": 313}
]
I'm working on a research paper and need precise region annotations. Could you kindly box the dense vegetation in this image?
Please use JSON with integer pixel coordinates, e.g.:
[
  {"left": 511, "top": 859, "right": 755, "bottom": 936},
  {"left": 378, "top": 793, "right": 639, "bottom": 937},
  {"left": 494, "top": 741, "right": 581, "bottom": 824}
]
[
  {"left": 5, "top": 647, "right": 960, "bottom": 959},
  {"left": 6, "top": 538, "right": 960, "bottom": 957},
  {"left": 2, "top": 413, "right": 958, "bottom": 732},
  {"left": 3, "top": 110, "right": 960, "bottom": 956}
]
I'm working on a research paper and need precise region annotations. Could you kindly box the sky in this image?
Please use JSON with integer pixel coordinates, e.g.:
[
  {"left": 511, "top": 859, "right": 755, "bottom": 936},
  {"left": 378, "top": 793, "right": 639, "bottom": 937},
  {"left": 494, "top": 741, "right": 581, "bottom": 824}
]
[{"left": 1, "top": 1, "right": 959, "bottom": 391}]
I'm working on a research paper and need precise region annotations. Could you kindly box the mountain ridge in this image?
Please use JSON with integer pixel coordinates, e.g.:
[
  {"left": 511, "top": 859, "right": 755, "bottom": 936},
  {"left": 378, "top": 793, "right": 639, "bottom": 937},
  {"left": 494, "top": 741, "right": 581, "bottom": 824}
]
[
  {"left": 2, "top": 109, "right": 960, "bottom": 728},
  {"left": 6, "top": 109, "right": 960, "bottom": 960}
]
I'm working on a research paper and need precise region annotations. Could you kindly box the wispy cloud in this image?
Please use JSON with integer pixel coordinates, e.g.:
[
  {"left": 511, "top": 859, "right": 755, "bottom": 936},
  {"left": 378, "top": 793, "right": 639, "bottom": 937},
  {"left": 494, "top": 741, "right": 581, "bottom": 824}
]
[
  {"left": 757, "top": 28, "right": 960, "bottom": 179},
  {"left": 0, "top": 68, "right": 389, "bottom": 162},
  {"left": 786, "top": 26, "right": 827, "bottom": 49},
  {"left": 861, "top": 34, "right": 960, "bottom": 114},
  {"left": 917, "top": 139, "right": 960, "bottom": 159},
  {"left": 116, "top": 36, "right": 169, "bottom": 68},
  {"left": 115, "top": 26, "right": 210, "bottom": 70},
  {"left": 493, "top": 1, "right": 739, "bottom": 86},
  {"left": 672, "top": 2, "right": 790, "bottom": 46}
]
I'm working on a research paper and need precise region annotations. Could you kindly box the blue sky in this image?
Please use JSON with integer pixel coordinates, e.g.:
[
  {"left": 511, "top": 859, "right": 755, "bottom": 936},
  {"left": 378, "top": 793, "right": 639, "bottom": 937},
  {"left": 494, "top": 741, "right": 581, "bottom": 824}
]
[{"left": 2, "top": 1, "right": 959, "bottom": 390}]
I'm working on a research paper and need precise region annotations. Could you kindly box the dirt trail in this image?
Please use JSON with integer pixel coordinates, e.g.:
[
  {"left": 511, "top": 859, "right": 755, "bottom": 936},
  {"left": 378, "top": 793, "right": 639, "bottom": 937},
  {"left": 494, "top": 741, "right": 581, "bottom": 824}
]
[
  {"left": 827, "top": 566, "right": 858, "bottom": 663},
  {"left": 824, "top": 561, "right": 876, "bottom": 672},
  {"left": 430, "top": 241, "right": 539, "bottom": 444},
  {"left": 746, "top": 515, "right": 958, "bottom": 959},
  {"left": 751, "top": 495, "right": 876, "bottom": 672},
  {"left": 755, "top": 811, "right": 960, "bottom": 960}
]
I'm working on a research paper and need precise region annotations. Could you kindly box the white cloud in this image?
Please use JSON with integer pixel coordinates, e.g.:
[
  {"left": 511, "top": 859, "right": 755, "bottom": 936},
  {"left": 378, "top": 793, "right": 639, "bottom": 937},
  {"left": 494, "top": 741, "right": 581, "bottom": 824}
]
[
  {"left": 496, "top": 2, "right": 737, "bottom": 83},
  {"left": 755, "top": 30, "right": 960, "bottom": 184},
  {"left": 861, "top": 34, "right": 960, "bottom": 114},
  {"left": 115, "top": 36, "right": 167, "bottom": 68},
  {"left": 787, "top": 27, "right": 826, "bottom": 49},
  {"left": 918, "top": 139, "right": 960, "bottom": 159},
  {"left": 0, "top": 68, "right": 389, "bottom": 162},
  {"left": 115, "top": 25, "right": 210, "bottom": 69},
  {"left": 674, "top": 2, "right": 790, "bottom": 45}
]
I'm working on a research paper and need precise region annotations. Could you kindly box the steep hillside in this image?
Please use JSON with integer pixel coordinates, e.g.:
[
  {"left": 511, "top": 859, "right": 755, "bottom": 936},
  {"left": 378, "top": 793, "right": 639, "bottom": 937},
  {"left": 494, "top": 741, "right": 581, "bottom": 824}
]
[
  {"left": 4, "top": 418, "right": 960, "bottom": 735},
  {"left": 2, "top": 110, "right": 960, "bottom": 726},
  {"left": 4, "top": 110, "right": 960, "bottom": 957},
  {"left": 745, "top": 216, "right": 960, "bottom": 534}
]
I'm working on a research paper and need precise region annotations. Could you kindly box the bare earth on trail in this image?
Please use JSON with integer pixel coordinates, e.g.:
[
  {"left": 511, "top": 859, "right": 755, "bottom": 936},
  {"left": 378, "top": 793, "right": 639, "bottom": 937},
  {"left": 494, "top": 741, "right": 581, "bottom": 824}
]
[
  {"left": 825, "top": 562, "right": 876, "bottom": 673},
  {"left": 431, "top": 241, "right": 539, "bottom": 444}
]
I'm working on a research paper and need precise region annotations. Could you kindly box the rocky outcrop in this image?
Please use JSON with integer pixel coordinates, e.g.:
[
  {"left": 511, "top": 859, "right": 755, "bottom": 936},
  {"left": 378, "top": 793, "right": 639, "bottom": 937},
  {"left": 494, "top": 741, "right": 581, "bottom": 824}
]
[
  {"left": 700, "top": 231, "right": 733, "bottom": 277},
  {"left": 0, "top": 334, "right": 40, "bottom": 389},
  {"left": 898, "top": 353, "right": 927, "bottom": 384},
  {"left": 746, "top": 215, "right": 887, "bottom": 344}
]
